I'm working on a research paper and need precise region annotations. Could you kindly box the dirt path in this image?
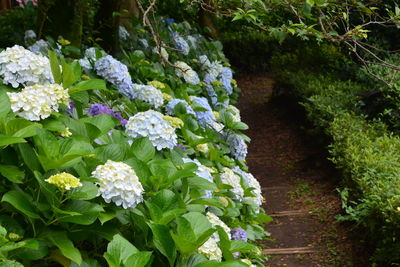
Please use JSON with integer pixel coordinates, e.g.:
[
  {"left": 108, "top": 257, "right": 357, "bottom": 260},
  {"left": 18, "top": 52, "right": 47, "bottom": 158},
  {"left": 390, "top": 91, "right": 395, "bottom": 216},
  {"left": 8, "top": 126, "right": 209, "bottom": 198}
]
[{"left": 237, "top": 74, "right": 368, "bottom": 267}]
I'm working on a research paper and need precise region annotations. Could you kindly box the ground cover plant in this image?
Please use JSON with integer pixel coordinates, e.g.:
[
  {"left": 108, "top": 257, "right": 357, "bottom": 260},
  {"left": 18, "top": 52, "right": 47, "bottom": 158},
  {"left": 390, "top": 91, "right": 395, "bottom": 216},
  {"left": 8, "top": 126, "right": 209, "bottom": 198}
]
[{"left": 0, "top": 14, "right": 271, "bottom": 266}]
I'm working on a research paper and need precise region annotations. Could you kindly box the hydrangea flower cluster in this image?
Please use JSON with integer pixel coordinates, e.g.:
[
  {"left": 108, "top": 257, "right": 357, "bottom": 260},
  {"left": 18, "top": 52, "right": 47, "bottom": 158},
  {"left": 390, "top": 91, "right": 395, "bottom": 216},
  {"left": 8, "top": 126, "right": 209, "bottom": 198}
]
[
  {"left": 92, "top": 160, "right": 144, "bottom": 209},
  {"left": 175, "top": 61, "right": 200, "bottom": 84},
  {"left": 8, "top": 84, "right": 69, "bottom": 121},
  {"left": 191, "top": 97, "right": 217, "bottom": 129},
  {"left": 199, "top": 55, "right": 233, "bottom": 95},
  {"left": 183, "top": 158, "right": 213, "bottom": 198},
  {"left": 231, "top": 227, "right": 248, "bottom": 242},
  {"left": 87, "top": 103, "right": 127, "bottom": 126},
  {"left": 232, "top": 167, "right": 263, "bottom": 207},
  {"left": 220, "top": 167, "right": 244, "bottom": 199},
  {"left": 45, "top": 172, "right": 82, "bottom": 191},
  {"left": 131, "top": 84, "right": 163, "bottom": 108},
  {"left": 198, "top": 237, "right": 222, "bottom": 261},
  {"left": 119, "top": 26, "right": 130, "bottom": 41},
  {"left": 165, "top": 99, "right": 195, "bottom": 116},
  {"left": 226, "top": 105, "right": 241, "bottom": 122},
  {"left": 79, "top": 47, "right": 100, "bottom": 71},
  {"left": 226, "top": 134, "right": 248, "bottom": 160},
  {"left": 125, "top": 110, "right": 177, "bottom": 150},
  {"left": 163, "top": 115, "right": 184, "bottom": 128},
  {"left": 24, "top": 30, "right": 36, "bottom": 46},
  {"left": 0, "top": 45, "right": 53, "bottom": 88},
  {"left": 28, "top": 40, "right": 49, "bottom": 55},
  {"left": 94, "top": 55, "right": 134, "bottom": 98},
  {"left": 206, "top": 212, "right": 231, "bottom": 241},
  {"left": 172, "top": 32, "right": 190, "bottom": 55}
]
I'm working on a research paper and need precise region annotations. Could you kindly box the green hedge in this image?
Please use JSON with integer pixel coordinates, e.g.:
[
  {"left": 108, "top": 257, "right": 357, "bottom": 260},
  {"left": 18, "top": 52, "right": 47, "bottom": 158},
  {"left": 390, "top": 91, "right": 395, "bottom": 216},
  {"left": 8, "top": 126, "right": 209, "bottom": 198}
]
[{"left": 270, "top": 48, "right": 400, "bottom": 264}]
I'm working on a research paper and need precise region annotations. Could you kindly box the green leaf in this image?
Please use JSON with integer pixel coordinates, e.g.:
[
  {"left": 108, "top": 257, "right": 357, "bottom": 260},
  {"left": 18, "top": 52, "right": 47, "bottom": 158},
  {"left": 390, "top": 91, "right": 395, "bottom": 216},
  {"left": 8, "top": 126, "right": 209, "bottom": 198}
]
[
  {"left": 62, "top": 60, "right": 78, "bottom": 88},
  {"left": 187, "top": 177, "right": 217, "bottom": 191},
  {"left": 17, "top": 143, "right": 41, "bottom": 172},
  {"left": 34, "top": 128, "right": 59, "bottom": 158},
  {"left": 195, "top": 261, "right": 247, "bottom": 267},
  {"left": 0, "top": 165, "right": 25, "bottom": 183},
  {"left": 48, "top": 50, "right": 62, "bottom": 84},
  {"left": 182, "top": 212, "right": 212, "bottom": 238},
  {"left": 6, "top": 119, "right": 41, "bottom": 138},
  {"left": 58, "top": 200, "right": 104, "bottom": 225},
  {"left": 230, "top": 240, "right": 258, "bottom": 252},
  {"left": 68, "top": 182, "right": 98, "bottom": 200},
  {"left": 104, "top": 234, "right": 138, "bottom": 267},
  {"left": 1, "top": 190, "right": 39, "bottom": 219},
  {"left": 69, "top": 79, "right": 107, "bottom": 94},
  {"left": 0, "top": 260, "right": 24, "bottom": 267},
  {"left": 45, "top": 230, "right": 82, "bottom": 265},
  {"left": 124, "top": 251, "right": 152, "bottom": 267},
  {"left": 148, "top": 223, "right": 176, "bottom": 266},
  {"left": 130, "top": 137, "right": 155, "bottom": 162},
  {"left": 0, "top": 135, "right": 26, "bottom": 146}
]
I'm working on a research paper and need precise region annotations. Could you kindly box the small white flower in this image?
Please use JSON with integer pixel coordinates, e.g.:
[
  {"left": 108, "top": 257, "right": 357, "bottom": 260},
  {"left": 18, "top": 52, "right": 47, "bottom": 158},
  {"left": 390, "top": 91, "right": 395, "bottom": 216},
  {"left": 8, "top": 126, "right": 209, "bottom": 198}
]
[
  {"left": 206, "top": 212, "right": 231, "bottom": 241},
  {"left": 125, "top": 110, "right": 177, "bottom": 150},
  {"left": 232, "top": 167, "right": 264, "bottom": 209},
  {"left": 92, "top": 160, "right": 144, "bottom": 209}
]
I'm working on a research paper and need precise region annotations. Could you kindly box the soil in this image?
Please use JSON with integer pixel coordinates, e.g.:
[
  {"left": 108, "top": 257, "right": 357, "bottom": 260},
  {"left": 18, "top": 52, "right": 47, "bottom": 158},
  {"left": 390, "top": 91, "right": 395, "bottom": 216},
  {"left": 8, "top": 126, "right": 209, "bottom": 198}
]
[{"left": 236, "top": 73, "right": 370, "bottom": 267}]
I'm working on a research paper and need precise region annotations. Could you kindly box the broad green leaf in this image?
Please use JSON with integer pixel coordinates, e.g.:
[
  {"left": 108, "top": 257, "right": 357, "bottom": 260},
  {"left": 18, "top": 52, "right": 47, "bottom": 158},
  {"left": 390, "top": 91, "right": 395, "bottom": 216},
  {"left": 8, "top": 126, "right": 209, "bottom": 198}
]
[
  {"left": 34, "top": 128, "right": 59, "bottom": 158},
  {"left": 6, "top": 119, "right": 41, "bottom": 138},
  {"left": 0, "top": 135, "right": 26, "bottom": 146},
  {"left": 130, "top": 137, "right": 155, "bottom": 162},
  {"left": 17, "top": 143, "right": 41, "bottom": 171},
  {"left": 1, "top": 190, "right": 39, "bottom": 219},
  {"left": 69, "top": 79, "right": 107, "bottom": 94},
  {"left": 62, "top": 60, "right": 78, "bottom": 88},
  {"left": 187, "top": 177, "right": 218, "bottom": 191},
  {"left": 48, "top": 50, "right": 62, "bottom": 83},
  {"left": 124, "top": 251, "right": 152, "bottom": 267},
  {"left": 182, "top": 212, "right": 212, "bottom": 238},
  {"left": 68, "top": 181, "right": 98, "bottom": 200},
  {"left": 104, "top": 234, "right": 138, "bottom": 267},
  {"left": 58, "top": 200, "right": 104, "bottom": 225},
  {"left": 0, "top": 165, "right": 25, "bottom": 183},
  {"left": 45, "top": 230, "right": 82, "bottom": 265},
  {"left": 148, "top": 223, "right": 176, "bottom": 266}
]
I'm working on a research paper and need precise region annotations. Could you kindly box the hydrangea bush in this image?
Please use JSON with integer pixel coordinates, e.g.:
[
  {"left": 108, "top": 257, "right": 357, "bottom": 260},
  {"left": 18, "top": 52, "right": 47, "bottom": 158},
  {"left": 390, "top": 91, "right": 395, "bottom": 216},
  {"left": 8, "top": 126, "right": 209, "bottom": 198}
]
[{"left": 0, "top": 19, "right": 269, "bottom": 267}]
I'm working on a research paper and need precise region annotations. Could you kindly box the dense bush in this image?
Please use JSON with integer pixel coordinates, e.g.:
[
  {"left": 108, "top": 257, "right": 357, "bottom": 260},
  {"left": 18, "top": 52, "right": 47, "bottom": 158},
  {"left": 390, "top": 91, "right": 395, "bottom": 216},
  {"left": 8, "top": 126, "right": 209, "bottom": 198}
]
[
  {"left": 270, "top": 46, "right": 400, "bottom": 264},
  {"left": 0, "top": 19, "right": 269, "bottom": 266}
]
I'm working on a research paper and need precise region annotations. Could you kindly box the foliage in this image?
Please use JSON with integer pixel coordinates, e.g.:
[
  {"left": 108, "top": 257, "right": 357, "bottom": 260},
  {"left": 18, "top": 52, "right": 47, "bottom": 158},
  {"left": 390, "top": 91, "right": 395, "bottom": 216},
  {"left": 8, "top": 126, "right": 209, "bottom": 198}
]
[{"left": 0, "top": 18, "right": 269, "bottom": 266}]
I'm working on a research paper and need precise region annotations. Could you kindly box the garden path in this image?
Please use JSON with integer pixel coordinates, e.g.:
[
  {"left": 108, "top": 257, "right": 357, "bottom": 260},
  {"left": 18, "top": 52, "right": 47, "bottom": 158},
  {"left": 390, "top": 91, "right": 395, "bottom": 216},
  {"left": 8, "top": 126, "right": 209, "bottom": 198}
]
[{"left": 237, "top": 74, "right": 368, "bottom": 266}]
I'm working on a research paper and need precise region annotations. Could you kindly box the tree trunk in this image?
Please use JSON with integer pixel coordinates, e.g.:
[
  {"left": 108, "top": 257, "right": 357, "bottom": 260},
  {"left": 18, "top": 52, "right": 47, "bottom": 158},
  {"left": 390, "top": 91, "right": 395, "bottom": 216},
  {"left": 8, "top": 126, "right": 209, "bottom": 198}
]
[
  {"left": 120, "top": 0, "right": 140, "bottom": 31},
  {"left": 199, "top": 0, "right": 219, "bottom": 40}
]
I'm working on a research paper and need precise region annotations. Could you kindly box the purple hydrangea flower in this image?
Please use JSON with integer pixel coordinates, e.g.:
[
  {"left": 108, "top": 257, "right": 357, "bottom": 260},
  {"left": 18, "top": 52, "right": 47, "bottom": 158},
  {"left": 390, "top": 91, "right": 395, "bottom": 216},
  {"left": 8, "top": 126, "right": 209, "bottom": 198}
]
[
  {"left": 87, "top": 104, "right": 127, "bottom": 126},
  {"left": 231, "top": 227, "right": 247, "bottom": 242}
]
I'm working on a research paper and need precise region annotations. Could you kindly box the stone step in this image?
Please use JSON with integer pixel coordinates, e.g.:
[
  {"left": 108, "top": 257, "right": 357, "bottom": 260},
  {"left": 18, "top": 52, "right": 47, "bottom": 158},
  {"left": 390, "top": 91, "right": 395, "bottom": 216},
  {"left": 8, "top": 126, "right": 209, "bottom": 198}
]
[
  {"left": 270, "top": 210, "right": 310, "bottom": 217},
  {"left": 264, "top": 247, "right": 321, "bottom": 255}
]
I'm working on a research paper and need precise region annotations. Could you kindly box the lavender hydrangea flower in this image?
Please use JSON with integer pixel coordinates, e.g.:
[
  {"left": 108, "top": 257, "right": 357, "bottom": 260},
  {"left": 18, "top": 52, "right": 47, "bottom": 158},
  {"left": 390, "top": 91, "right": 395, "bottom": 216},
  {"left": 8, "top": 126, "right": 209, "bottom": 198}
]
[
  {"left": 94, "top": 55, "right": 134, "bottom": 98},
  {"left": 165, "top": 99, "right": 195, "bottom": 116},
  {"left": 231, "top": 227, "right": 247, "bottom": 242},
  {"left": 87, "top": 103, "right": 127, "bottom": 126},
  {"left": 226, "top": 134, "right": 247, "bottom": 160}
]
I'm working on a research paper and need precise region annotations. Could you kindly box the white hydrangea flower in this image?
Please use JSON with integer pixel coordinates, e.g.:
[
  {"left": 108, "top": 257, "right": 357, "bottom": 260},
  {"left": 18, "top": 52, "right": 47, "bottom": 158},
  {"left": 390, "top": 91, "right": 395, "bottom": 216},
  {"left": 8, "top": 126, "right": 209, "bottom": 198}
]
[
  {"left": 198, "top": 237, "right": 222, "bottom": 261},
  {"left": 92, "top": 160, "right": 144, "bottom": 209},
  {"left": 119, "top": 26, "right": 130, "bottom": 41},
  {"left": 175, "top": 61, "right": 200, "bottom": 85},
  {"left": 226, "top": 134, "right": 248, "bottom": 161},
  {"left": 232, "top": 167, "right": 264, "bottom": 208},
  {"left": 24, "top": 30, "right": 37, "bottom": 46},
  {"left": 206, "top": 212, "right": 231, "bottom": 241},
  {"left": 0, "top": 45, "right": 53, "bottom": 88},
  {"left": 132, "top": 84, "right": 163, "bottom": 108},
  {"left": 125, "top": 110, "right": 177, "bottom": 150},
  {"left": 183, "top": 158, "right": 213, "bottom": 198},
  {"left": 226, "top": 105, "right": 241, "bottom": 122},
  {"left": 220, "top": 167, "right": 244, "bottom": 199},
  {"left": 7, "top": 84, "right": 69, "bottom": 121}
]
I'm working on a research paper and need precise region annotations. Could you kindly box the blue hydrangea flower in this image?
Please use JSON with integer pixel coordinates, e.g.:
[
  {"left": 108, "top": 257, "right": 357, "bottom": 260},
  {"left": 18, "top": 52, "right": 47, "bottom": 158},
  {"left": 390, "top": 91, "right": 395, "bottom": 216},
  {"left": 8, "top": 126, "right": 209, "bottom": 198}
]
[
  {"left": 165, "top": 99, "right": 195, "bottom": 116},
  {"left": 219, "top": 67, "right": 233, "bottom": 95},
  {"left": 231, "top": 227, "right": 247, "bottom": 242},
  {"left": 164, "top": 18, "right": 175, "bottom": 24},
  {"left": 191, "top": 97, "right": 216, "bottom": 129},
  {"left": 172, "top": 32, "right": 190, "bottom": 55},
  {"left": 94, "top": 55, "right": 134, "bottom": 98},
  {"left": 226, "top": 134, "right": 247, "bottom": 160}
]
